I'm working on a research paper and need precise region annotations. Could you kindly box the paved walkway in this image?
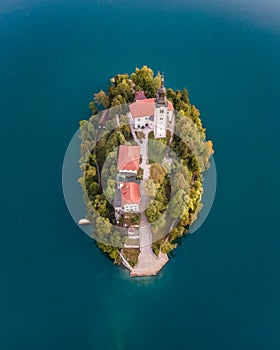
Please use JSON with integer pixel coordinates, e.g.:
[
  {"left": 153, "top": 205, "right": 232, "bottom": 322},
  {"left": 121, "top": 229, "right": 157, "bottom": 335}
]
[
  {"left": 123, "top": 116, "right": 169, "bottom": 277},
  {"left": 130, "top": 211, "right": 169, "bottom": 277}
]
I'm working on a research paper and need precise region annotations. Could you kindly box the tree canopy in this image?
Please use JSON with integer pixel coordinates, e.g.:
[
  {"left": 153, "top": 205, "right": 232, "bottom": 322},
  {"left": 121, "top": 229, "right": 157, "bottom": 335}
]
[{"left": 79, "top": 65, "right": 214, "bottom": 263}]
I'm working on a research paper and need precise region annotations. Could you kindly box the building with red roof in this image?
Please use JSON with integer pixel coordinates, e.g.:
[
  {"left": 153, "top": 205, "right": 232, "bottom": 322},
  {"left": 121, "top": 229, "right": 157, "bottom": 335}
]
[
  {"left": 120, "top": 182, "right": 140, "bottom": 212},
  {"left": 129, "top": 98, "right": 174, "bottom": 119},
  {"left": 117, "top": 145, "right": 140, "bottom": 174},
  {"left": 134, "top": 91, "right": 147, "bottom": 101},
  {"left": 127, "top": 75, "right": 174, "bottom": 138}
]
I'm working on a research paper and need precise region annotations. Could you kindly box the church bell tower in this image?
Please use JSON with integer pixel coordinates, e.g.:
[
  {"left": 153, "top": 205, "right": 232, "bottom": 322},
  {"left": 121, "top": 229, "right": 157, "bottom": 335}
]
[{"left": 154, "top": 74, "right": 168, "bottom": 138}]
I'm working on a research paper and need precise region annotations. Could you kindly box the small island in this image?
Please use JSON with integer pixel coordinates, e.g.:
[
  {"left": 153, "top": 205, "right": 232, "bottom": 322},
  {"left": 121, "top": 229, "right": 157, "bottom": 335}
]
[{"left": 78, "top": 66, "right": 214, "bottom": 276}]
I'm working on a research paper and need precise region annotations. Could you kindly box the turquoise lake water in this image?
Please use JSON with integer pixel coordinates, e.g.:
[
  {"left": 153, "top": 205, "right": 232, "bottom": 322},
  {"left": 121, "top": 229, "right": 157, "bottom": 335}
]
[{"left": 1, "top": 1, "right": 280, "bottom": 349}]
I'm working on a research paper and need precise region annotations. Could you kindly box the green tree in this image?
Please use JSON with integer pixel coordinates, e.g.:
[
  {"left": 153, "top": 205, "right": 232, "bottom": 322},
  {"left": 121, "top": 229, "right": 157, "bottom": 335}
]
[
  {"left": 145, "top": 200, "right": 165, "bottom": 222},
  {"left": 88, "top": 181, "right": 100, "bottom": 197},
  {"left": 92, "top": 194, "right": 108, "bottom": 218},
  {"left": 130, "top": 66, "right": 161, "bottom": 98},
  {"left": 109, "top": 76, "right": 133, "bottom": 103},
  {"left": 94, "top": 90, "right": 110, "bottom": 108},
  {"left": 144, "top": 179, "right": 157, "bottom": 197},
  {"left": 171, "top": 171, "right": 189, "bottom": 194},
  {"left": 170, "top": 189, "right": 188, "bottom": 219},
  {"left": 97, "top": 242, "right": 121, "bottom": 264},
  {"left": 104, "top": 178, "right": 116, "bottom": 202},
  {"left": 150, "top": 163, "right": 167, "bottom": 185},
  {"left": 89, "top": 101, "right": 98, "bottom": 114},
  {"left": 151, "top": 214, "right": 166, "bottom": 234},
  {"left": 95, "top": 216, "right": 111, "bottom": 235},
  {"left": 161, "top": 241, "right": 177, "bottom": 254}
]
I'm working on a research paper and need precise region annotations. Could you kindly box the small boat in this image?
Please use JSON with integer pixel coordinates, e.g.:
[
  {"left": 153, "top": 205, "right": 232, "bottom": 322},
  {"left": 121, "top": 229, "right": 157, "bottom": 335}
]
[{"left": 78, "top": 218, "right": 91, "bottom": 225}]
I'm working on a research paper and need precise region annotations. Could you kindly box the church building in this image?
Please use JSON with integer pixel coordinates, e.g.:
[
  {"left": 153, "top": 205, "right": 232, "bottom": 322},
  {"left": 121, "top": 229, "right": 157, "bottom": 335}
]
[{"left": 127, "top": 75, "right": 174, "bottom": 138}]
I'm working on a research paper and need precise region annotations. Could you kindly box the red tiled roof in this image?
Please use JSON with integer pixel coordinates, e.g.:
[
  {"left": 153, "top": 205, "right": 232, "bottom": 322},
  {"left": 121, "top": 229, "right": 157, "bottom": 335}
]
[
  {"left": 117, "top": 145, "right": 140, "bottom": 171},
  {"left": 135, "top": 91, "right": 147, "bottom": 100},
  {"left": 121, "top": 182, "right": 140, "bottom": 206},
  {"left": 129, "top": 98, "right": 174, "bottom": 118}
]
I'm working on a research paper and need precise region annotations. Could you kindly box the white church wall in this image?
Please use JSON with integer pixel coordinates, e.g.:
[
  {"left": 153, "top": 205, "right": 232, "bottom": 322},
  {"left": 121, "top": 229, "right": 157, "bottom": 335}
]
[
  {"left": 123, "top": 204, "right": 139, "bottom": 212},
  {"left": 154, "top": 107, "right": 168, "bottom": 138}
]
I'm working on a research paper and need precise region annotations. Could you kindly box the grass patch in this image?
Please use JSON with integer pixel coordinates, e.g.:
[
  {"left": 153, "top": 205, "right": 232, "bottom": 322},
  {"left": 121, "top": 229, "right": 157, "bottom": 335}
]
[{"left": 123, "top": 248, "right": 140, "bottom": 267}]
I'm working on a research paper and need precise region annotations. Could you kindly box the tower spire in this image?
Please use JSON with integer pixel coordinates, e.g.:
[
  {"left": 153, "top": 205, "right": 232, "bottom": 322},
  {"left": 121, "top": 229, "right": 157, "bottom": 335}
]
[
  {"left": 156, "top": 72, "right": 167, "bottom": 107},
  {"left": 161, "top": 72, "right": 165, "bottom": 88}
]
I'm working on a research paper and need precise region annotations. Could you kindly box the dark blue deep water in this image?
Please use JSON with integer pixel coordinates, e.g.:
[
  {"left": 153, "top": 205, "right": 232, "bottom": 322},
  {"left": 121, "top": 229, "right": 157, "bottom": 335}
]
[{"left": 1, "top": 1, "right": 280, "bottom": 349}]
